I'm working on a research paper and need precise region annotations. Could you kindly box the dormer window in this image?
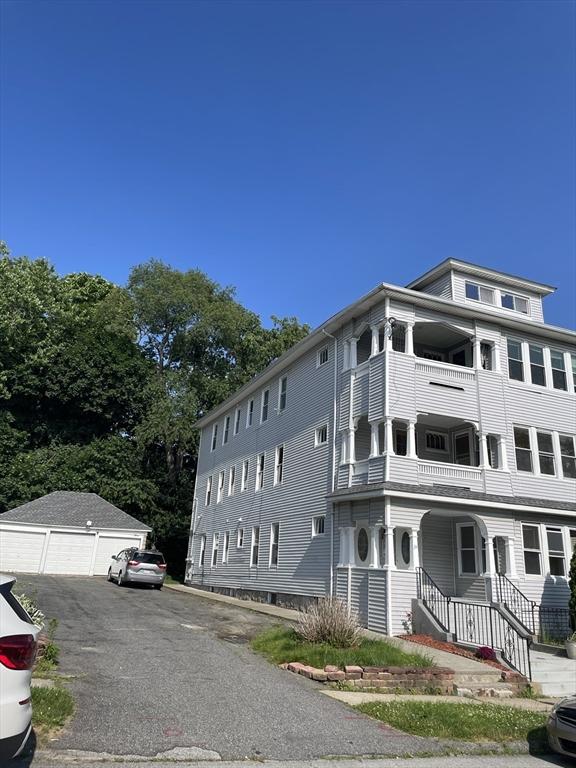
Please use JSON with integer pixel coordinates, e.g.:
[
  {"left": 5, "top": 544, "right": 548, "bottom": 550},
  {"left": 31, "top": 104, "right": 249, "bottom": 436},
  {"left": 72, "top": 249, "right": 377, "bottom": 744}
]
[
  {"left": 501, "top": 292, "right": 528, "bottom": 314},
  {"left": 465, "top": 281, "right": 495, "bottom": 305}
]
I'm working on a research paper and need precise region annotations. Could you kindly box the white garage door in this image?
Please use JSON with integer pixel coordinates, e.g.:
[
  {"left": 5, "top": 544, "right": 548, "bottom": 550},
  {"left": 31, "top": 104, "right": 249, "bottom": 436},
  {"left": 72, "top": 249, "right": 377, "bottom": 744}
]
[
  {"left": 44, "top": 532, "right": 96, "bottom": 575},
  {"left": 93, "top": 536, "right": 141, "bottom": 576},
  {"left": 0, "top": 529, "right": 46, "bottom": 573}
]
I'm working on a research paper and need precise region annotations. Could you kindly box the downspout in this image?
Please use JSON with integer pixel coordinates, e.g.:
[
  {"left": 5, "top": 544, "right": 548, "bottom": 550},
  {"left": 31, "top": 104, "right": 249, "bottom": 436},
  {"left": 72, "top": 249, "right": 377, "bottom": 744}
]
[
  {"left": 322, "top": 328, "right": 338, "bottom": 597},
  {"left": 385, "top": 495, "right": 393, "bottom": 635},
  {"left": 384, "top": 296, "right": 391, "bottom": 482}
]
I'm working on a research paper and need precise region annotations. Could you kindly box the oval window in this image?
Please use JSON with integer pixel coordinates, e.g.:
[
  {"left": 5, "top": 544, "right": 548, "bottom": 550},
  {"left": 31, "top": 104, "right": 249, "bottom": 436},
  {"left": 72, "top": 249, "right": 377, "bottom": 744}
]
[
  {"left": 357, "top": 528, "right": 369, "bottom": 562},
  {"left": 401, "top": 531, "right": 411, "bottom": 565}
]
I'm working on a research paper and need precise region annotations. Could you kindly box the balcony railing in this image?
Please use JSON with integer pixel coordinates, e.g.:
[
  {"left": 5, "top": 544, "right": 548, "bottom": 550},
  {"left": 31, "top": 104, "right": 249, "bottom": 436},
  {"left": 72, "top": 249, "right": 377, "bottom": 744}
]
[
  {"left": 415, "top": 358, "right": 476, "bottom": 383},
  {"left": 418, "top": 459, "right": 482, "bottom": 483}
]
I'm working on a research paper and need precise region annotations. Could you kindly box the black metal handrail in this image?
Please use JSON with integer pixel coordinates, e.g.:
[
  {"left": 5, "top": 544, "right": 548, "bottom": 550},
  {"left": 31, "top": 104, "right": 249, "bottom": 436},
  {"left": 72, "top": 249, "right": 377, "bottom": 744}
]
[
  {"left": 416, "top": 567, "right": 451, "bottom": 634},
  {"left": 493, "top": 573, "right": 537, "bottom": 634},
  {"left": 536, "top": 606, "right": 574, "bottom": 643}
]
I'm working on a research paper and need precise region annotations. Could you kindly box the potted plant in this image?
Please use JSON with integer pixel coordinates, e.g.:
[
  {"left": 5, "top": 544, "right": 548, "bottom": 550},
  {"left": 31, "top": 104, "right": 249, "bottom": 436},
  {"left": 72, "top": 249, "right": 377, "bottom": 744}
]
[{"left": 566, "top": 632, "right": 576, "bottom": 661}]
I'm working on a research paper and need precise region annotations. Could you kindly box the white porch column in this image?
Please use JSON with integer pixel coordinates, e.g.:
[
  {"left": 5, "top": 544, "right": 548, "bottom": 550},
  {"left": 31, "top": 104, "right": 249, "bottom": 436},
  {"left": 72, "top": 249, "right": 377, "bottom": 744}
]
[
  {"left": 505, "top": 537, "right": 517, "bottom": 577},
  {"left": 410, "top": 528, "right": 420, "bottom": 569},
  {"left": 479, "top": 433, "right": 490, "bottom": 469},
  {"left": 407, "top": 420, "right": 417, "bottom": 458},
  {"left": 369, "top": 525, "right": 382, "bottom": 568},
  {"left": 348, "top": 424, "right": 356, "bottom": 463},
  {"left": 486, "top": 535, "right": 496, "bottom": 576},
  {"left": 385, "top": 526, "right": 396, "bottom": 570},
  {"left": 349, "top": 338, "right": 358, "bottom": 369},
  {"left": 473, "top": 336, "right": 482, "bottom": 370},
  {"left": 371, "top": 325, "right": 380, "bottom": 357},
  {"left": 498, "top": 436, "right": 509, "bottom": 471},
  {"left": 370, "top": 422, "right": 379, "bottom": 458},
  {"left": 384, "top": 418, "right": 395, "bottom": 456},
  {"left": 338, "top": 527, "right": 354, "bottom": 566},
  {"left": 405, "top": 323, "right": 414, "bottom": 355},
  {"left": 493, "top": 342, "right": 501, "bottom": 372}
]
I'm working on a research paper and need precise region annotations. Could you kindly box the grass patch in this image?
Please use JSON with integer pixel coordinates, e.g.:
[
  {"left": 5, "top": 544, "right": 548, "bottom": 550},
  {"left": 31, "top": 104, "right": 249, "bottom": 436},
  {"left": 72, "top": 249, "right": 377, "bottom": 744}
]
[
  {"left": 356, "top": 700, "right": 547, "bottom": 745},
  {"left": 32, "top": 686, "right": 74, "bottom": 730},
  {"left": 251, "top": 624, "right": 432, "bottom": 668}
]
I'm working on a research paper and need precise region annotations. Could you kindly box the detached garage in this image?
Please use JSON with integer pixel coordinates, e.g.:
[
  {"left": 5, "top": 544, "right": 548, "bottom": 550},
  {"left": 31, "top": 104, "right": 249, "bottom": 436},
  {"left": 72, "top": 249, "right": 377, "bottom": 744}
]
[{"left": 0, "top": 491, "right": 151, "bottom": 576}]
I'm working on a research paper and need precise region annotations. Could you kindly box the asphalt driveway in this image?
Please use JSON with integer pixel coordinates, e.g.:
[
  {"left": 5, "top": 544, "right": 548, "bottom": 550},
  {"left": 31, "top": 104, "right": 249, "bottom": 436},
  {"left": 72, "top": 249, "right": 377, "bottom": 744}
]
[{"left": 17, "top": 576, "right": 443, "bottom": 760}]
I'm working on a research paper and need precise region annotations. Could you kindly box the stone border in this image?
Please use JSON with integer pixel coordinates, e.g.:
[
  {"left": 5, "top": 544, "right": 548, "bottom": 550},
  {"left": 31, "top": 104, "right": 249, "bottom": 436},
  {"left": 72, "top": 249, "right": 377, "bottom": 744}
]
[{"left": 281, "top": 662, "right": 455, "bottom": 692}]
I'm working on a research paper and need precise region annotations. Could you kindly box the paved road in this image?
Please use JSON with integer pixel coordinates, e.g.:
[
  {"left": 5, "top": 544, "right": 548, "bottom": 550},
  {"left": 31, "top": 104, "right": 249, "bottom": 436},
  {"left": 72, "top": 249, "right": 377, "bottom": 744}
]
[{"left": 16, "top": 576, "right": 446, "bottom": 761}]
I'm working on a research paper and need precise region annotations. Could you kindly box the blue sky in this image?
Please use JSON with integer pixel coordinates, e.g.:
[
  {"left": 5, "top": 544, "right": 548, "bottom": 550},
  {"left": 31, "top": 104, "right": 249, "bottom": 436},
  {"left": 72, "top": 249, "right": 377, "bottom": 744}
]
[{"left": 1, "top": 0, "right": 574, "bottom": 329}]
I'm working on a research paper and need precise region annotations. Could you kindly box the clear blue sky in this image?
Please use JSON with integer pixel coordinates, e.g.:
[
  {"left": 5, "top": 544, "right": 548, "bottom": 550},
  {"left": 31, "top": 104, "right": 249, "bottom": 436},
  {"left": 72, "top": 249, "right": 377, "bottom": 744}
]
[{"left": 1, "top": 0, "right": 575, "bottom": 329}]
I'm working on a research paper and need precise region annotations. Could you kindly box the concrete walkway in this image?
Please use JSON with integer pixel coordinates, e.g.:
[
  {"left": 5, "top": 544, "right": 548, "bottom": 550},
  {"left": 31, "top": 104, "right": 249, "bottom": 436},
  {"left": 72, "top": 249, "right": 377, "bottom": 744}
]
[
  {"left": 323, "top": 690, "right": 557, "bottom": 712},
  {"left": 165, "top": 583, "right": 502, "bottom": 676}
]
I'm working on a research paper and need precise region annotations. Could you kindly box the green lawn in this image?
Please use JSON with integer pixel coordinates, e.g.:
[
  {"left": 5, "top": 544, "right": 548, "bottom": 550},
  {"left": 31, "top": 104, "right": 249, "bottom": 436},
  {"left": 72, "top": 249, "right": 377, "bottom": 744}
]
[
  {"left": 251, "top": 625, "right": 432, "bottom": 668},
  {"left": 32, "top": 686, "right": 74, "bottom": 730},
  {"left": 356, "top": 700, "right": 547, "bottom": 745}
]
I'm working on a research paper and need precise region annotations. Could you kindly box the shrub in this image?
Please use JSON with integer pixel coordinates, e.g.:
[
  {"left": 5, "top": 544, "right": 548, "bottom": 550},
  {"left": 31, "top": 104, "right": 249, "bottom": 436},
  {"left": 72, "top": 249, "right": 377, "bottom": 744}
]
[
  {"left": 476, "top": 645, "right": 497, "bottom": 661},
  {"left": 295, "top": 598, "right": 361, "bottom": 647}
]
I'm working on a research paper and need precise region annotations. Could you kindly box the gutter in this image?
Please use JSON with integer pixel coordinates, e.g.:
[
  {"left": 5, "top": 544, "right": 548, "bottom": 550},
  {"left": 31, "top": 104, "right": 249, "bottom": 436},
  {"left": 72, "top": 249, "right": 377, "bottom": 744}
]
[{"left": 322, "top": 328, "right": 339, "bottom": 597}]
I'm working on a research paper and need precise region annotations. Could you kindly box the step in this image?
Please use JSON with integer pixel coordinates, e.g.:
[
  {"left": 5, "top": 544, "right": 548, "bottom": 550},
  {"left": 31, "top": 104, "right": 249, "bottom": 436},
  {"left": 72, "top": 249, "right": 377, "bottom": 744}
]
[
  {"left": 538, "top": 681, "right": 576, "bottom": 697},
  {"left": 453, "top": 681, "right": 515, "bottom": 699},
  {"left": 453, "top": 672, "right": 504, "bottom": 684}
]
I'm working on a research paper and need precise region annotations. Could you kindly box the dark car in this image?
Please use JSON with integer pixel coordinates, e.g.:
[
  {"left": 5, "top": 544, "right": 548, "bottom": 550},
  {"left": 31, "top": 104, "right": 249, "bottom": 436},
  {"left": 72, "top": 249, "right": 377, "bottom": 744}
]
[{"left": 108, "top": 548, "right": 166, "bottom": 589}]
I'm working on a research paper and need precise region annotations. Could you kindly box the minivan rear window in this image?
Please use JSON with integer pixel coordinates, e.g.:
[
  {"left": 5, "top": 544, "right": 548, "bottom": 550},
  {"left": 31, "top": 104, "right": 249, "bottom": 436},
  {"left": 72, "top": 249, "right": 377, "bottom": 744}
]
[
  {"left": 134, "top": 553, "right": 165, "bottom": 564},
  {"left": 1, "top": 589, "right": 34, "bottom": 625}
]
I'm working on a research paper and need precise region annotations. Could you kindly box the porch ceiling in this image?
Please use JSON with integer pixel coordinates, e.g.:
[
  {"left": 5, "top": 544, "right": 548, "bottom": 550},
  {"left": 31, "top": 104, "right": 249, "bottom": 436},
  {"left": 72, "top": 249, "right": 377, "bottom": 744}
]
[
  {"left": 417, "top": 413, "right": 476, "bottom": 429},
  {"left": 413, "top": 322, "right": 471, "bottom": 347}
]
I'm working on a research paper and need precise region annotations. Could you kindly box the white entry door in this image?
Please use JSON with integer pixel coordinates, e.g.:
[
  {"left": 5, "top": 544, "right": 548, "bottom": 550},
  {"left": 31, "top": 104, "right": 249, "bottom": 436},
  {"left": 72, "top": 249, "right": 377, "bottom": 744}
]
[
  {"left": 0, "top": 529, "right": 46, "bottom": 573},
  {"left": 44, "top": 532, "right": 96, "bottom": 575},
  {"left": 93, "top": 536, "right": 141, "bottom": 575}
]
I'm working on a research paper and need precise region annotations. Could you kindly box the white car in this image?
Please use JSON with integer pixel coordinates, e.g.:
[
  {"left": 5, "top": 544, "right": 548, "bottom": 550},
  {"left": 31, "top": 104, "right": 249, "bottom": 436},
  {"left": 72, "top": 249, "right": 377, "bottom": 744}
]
[{"left": 0, "top": 574, "right": 39, "bottom": 761}]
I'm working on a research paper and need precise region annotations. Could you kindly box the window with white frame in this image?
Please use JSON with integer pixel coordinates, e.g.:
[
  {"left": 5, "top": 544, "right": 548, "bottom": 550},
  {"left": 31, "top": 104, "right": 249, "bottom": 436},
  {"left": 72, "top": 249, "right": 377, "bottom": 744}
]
[
  {"left": 536, "top": 432, "right": 555, "bottom": 476},
  {"left": 211, "top": 423, "right": 219, "bottom": 451},
  {"left": 507, "top": 339, "right": 524, "bottom": 381},
  {"left": 278, "top": 377, "right": 287, "bottom": 412},
  {"left": 465, "top": 281, "right": 495, "bottom": 305},
  {"left": 560, "top": 435, "right": 576, "bottom": 479},
  {"left": 228, "top": 466, "right": 236, "bottom": 496},
  {"left": 199, "top": 534, "right": 206, "bottom": 566},
  {"left": 211, "top": 533, "right": 219, "bottom": 567},
  {"left": 256, "top": 453, "right": 265, "bottom": 490},
  {"left": 217, "top": 471, "right": 225, "bottom": 503},
  {"left": 522, "top": 524, "right": 542, "bottom": 575},
  {"left": 501, "top": 291, "right": 528, "bottom": 314},
  {"left": 274, "top": 445, "right": 284, "bottom": 485},
  {"left": 425, "top": 431, "right": 447, "bottom": 452},
  {"left": 529, "top": 345, "right": 546, "bottom": 387},
  {"left": 234, "top": 408, "right": 241, "bottom": 435},
  {"left": 480, "top": 342, "right": 493, "bottom": 370},
  {"left": 457, "top": 523, "right": 477, "bottom": 575},
  {"left": 270, "top": 523, "right": 279, "bottom": 567},
  {"left": 237, "top": 528, "right": 244, "bottom": 548},
  {"left": 312, "top": 515, "right": 325, "bottom": 536},
  {"left": 550, "top": 350, "right": 567, "bottom": 391},
  {"left": 205, "top": 476, "right": 213, "bottom": 506},
  {"left": 315, "top": 425, "right": 328, "bottom": 446},
  {"left": 356, "top": 526, "right": 369, "bottom": 564},
  {"left": 241, "top": 459, "right": 249, "bottom": 491},
  {"left": 395, "top": 528, "right": 412, "bottom": 570},
  {"left": 570, "top": 529, "right": 576, "bottom": 555},
  {"left": 571, "top": 354, "right": 576, "bottom": 391},
  {"left": 250, "top": 527, "right": 260, "bottom": 566},
  {"left": 261, "top": 389, "right": 269, "bottom": 422},
  {"left": 487, "top": 435, "right": 500, "bottom": 469},
  {"left": 223, "top": 415, "right": 230, "bottom": 444},
  {"left": 223, "top": 531, "right": 230, "bottom": 564},
  {"left": 546, "top": 527, "right": 565, "bottom": 576},
  {"left": 246, "top": 399, "right": 254, "bottom": 427},
  {"left": 514, "top": 427, "right": 533, "bottom": 472},
  {"left": 317, "top": 346, "right": 329, "bottom": 367}
]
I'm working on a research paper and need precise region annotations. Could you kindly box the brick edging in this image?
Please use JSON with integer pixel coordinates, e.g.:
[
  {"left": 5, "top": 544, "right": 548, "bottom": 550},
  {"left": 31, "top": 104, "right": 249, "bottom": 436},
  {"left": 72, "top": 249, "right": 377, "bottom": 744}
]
[{"left": 281, "top": 662, "right": 455, "bottom": 691}]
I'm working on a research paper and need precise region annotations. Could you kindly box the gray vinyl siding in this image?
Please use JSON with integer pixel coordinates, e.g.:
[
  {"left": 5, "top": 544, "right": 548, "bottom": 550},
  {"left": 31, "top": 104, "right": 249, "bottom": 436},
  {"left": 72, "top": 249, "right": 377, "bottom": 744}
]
[
  {"left": 452, "top": 271, "right": 545, "bottom": 322},
  {"left": 416, "top": 273, "right": 453, "bottom": 300}
]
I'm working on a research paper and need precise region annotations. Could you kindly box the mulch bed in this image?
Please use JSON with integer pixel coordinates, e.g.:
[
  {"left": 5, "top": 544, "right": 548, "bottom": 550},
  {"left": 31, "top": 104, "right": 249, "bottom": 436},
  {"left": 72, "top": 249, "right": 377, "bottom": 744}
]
[{"left": 398, "top": 634, "right": 508, "bottom": 672}]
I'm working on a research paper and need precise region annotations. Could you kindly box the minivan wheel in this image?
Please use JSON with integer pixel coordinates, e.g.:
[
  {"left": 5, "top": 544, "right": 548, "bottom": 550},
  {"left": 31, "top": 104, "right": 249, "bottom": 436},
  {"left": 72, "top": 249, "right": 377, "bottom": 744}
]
[
  {"left": 107, "top": 568, "right": 113, "bottom": 582},
  {"left": 117, "top": 572, "right": 124, "bottom": 587},
  {"left": 154, "top": 584, "right": 162, "bottom": 590}
]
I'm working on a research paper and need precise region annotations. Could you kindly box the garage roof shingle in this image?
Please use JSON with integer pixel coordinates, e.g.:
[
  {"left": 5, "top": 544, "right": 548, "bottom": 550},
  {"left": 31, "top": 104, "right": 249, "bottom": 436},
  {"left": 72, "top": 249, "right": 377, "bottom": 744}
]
[{"left": 1, "top": 492, "right": 151, "bottom": 531}]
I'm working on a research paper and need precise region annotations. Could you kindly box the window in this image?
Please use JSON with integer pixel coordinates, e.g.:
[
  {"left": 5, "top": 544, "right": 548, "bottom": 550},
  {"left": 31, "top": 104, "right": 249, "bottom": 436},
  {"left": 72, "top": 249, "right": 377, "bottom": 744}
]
[
  {"left": 251, "top": 527, "right": 260, "bottom": 566},
  {"left": 514, "top": 427, "right": 533, "bottom": 472},
  {"left": 211, "top": 424, "right": 219, "bottom": 451},
  {"left": 572, "top": 355, "right": 576, "bottom": 391},
  {"left": 256, "top": 453, "right": 265, "bottom": 490},
  {"left": 223, "top": 416, "right": 230, "bottom": 444},
  {"left": 550, "top": 350, "right": 567, "bottom": 391},
  {"left": 217, "top": 471, "right": 225, "bottom": 503},
  {"left": 357, "top": 527, "right": 369, "bottom": 563},
  {"left": 522, "top": 524, "right": 541, "bottom": 575},
  {"left": 312, "top": 515, "right": 325, "bottom": 536},
  {"left": 270, "top": 523, "right": 279, "bottom": 567},
  {"left": 400, "top": 531, "right": 411, "bottom": 566},
  {"left": 570, "top": 529, "right": 576, "bottom": 555},
  {"left": 423, "top": 350, "right": 445, "bottom": 362},
  {"left": 315, "top": 425, "right": 328, "bottom": 446},
  {"left": 529, "top": 345, "right": 546, "bottom": 387},
  {"left": 261, "top": 389, "right": 269, "bottom": 422},
  {"left": 199, "top": 534, "right": 206, "bottom": 566},
  {"left": 425, "top": 432, "right": 447, "bottom": 452},
  {"left": 228, "top": 466, "right": 236, "bottom": 496},
  {"left": 205, "top": 476, "right": 213, "bottom": 506},
  {"left": 274, "top": 445, "right": 284, "bottom": 485},
  {"left": 237, "top": 528, "right": 244, "bottom": 548},
  {"left": 246, "top": 399, "right": 254, "bottom": 428},
  {"left": 457, "top": 524, "right": 477, "bottom": 575},
  {"left": 501, "top": 292, "right": 528, "bottom": 314},
  {"left": 465, "top": 281, "right": 495, "bottom": 305},
  {"left": 278, "top": 377, "right": 287, "bottom": 412},
  {"left": 317, "top": 346, "right": 329, "bottom": 367},
  {"left": 391, "top": 324, "right": 406, "bottom": 353},
  {"left": 487, "top": 435, "right": 500, "bottom": 469},
  {"left": 507, "top": 339, "right": 524, "bottom": 381},
  {"left": 223, "top": 532, "right": 230, "bottom": 564},
  {"left": 480, "top": 343, "right": 493, "bottom": 371},
  {"left": 536, "top": 432, "right": 555, "bottom": 475},
  {"left": 560, "top": 435, "right": 576, "bottom": 479},
  {"left": 546, "top": 527, "right": 565, "bottom": 576},
  {"left": 241, "top": 459, "right": 249, "bottom": 491},
  {"left": 211, "top": 533, "right": 219, "bottom": 567},
  {"left": 234, "top": 408, "right": 241, "bottom": 435},
  {"left": 394, "top": 427, "right": 407, "bottom": 456}
]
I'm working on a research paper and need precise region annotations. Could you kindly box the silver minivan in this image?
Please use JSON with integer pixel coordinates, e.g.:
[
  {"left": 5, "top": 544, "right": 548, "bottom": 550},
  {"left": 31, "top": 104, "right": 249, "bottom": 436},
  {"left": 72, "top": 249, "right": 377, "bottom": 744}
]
[{"left": 108, "top": 548, "right": 166, "bottom": 589}]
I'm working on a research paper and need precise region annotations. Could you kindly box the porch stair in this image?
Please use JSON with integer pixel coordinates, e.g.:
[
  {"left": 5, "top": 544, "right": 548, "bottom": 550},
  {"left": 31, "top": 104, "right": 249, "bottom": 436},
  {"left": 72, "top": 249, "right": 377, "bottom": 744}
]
[{"left": 529, "top": 650, "right": 576, "bottom": 697}]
